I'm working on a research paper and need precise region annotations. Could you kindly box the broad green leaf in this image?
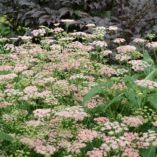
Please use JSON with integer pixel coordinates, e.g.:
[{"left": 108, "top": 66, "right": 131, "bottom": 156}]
[{"left": 140, "top": 147, "right": 156, "bottom": 157}]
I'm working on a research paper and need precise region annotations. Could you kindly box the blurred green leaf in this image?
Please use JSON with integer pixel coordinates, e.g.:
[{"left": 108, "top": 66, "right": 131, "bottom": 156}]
[
  {"left": 140, "top": 147, "right": 156, "bottom": 157},
  {"left": 0, "top": 132, "right": 14, "bottom": 141}
]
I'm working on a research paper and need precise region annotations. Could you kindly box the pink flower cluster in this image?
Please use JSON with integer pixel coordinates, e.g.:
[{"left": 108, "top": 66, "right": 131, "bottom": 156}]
[
  {"left": 94, "top": 117, "right": 110, "bottom": 124},
  {"left": 26, "top": 120, "right": 42, "bottom": 127},
  {"left": 100, "top": 132, "right": 141, "bottom": 156},
  {"left": 101, "top": 121, "right": 128, "bottom": 135},
  {"left": 117, "top": 45, "right": 136, "bottom": 54},
  {"left": 24, "top": 86, "right": 38, "bottom": 95},
  {"left": 129, "top": 60, "right": 150, "bottom": 72},
  {"left": 152, "top": 120, "right": 157, "bottom": 127},
  {"left": 70, "top": 32, "right": 88, "bottom": 37},
  {"left": 115, "top": 54, "right": 131, "bottom": 62},
  {"left": 122, "top": 147, "right": 140, "bottom": 157},
  {"left": 132, "top": 38, "right": 146, "bottom": 44},
  {"left": 33, "top": 108, "right": 51, "bottom": 118},
  {"left": 111, "top": 82, "right": 126, "bottom": 91},
  {"left": 55, "top": 106, "right": 88, "bottom": 121},
  {"left": 108, "top": 26, "right": 119, "bottom": 32},
  {"left": 53, "top": 27, "right": 64, "bottom": 33},
  {"left": 20, "top": 138, "right": 56, "bottom": 156},
  {"left": 139, "top": 130, "right": 157, "bottom": 148},
  {"left": 77, "top": 129, "right": 98, "bottom": 142},
  {"left": 100, "top": 66, "right": 117, "bottom": 77},
  {"left": 87, "top": 148, "right": 103, "bottom": 157},
  {"left": 0, "top": 65, "right": 13, "bottom": 71},
  {"left": 90, "top": 41, "right": 108, "bottom": 49},
  {"left": 0, "top": 102, "right": 12, "bottom": 108},
  {"left": 146, "top": 41, "right": 157, "bottom": 50},
  {"left": 85, "top": 95, "right": 103, "bottom": 109},
  {"left": 67, "top": 142, "right": 86, "bottom": 154},
  {"left": 101, "top": 50, "right": 112, "bottom": 57},
  {"left": 0, "top": 73, "right": 17, "bottom": 82},
  {"left": 113, "top": 38, "right": 126, "bottom": 44},
  {"left": 135, "top": 79, "right": 157, "bottom": 89},
  {"left": 14, "top": 64, "right": 28, "bottom": 73},
  {"left": 122, "top": 116, "right": 144, "bottom": 127},
  {"left": 31, "top": 28, "right": 46, "bottom": 37}
]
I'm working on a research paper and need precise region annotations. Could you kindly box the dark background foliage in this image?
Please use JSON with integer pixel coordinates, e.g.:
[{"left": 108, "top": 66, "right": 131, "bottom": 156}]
[{"left": 0, "top": 0, "right": 157, "bottom": 35}]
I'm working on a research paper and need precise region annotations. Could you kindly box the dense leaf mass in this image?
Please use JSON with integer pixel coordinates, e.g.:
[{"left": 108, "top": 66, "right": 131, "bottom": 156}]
[{"left": 0, "top": 0, "right": 157, "bottom": 35}]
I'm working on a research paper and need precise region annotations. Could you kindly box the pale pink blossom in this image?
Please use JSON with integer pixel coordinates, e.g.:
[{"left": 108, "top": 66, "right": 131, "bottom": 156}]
[
  {"left": 122, "top": 116, "right": 144, "bottom": 128},
  {"left": 87, "top": 148, "right": 104, "bottom": 157},
  {"left": 113, "top": 38, "right": 126, "bottom": 44},
  {"left": 100, "top": 66, "right": 117, "bottom": 77},
  {"left": 53, "top": 27, "right": 64, "bottom": 33},
  {"left": 55, "top": 106, "right": 88, "bottom": 121},
  {"left": 117, "top": 45, "right": 136, "bottom": 54},
  {"left": 0, "top": 65, "right": 13, "bottom": 71},
  {"left": 67, "top": 142, "right": 86, "bottom": 153},
  {"left": 0, "top": 73, "right": 17, "bottom": 82},
  {"left": 135, "top": 79, "right": 157, "bottom": 89},
  {"left": 34, "top": 144, "right": 56, "bottom": 156},
  {"left": 152, "top": 120, "right": 157, "bottom": 127},
  {"left": 26, "top": 120, "right": 42, "bottom": 127},
  {"left": 14, "top": 64, "right": 27, "bottom": 73},
  {"left": 78, "top": 129, "right": 98, "bottom": 142},
  {"left": 31, "top": 28, "right": 46, "bottom": 37},
  {"left": 94, "top": 117, "right": 110, "bottom": 123},
  {"left": 146, "top": 42, "right": 157, "bottom": 50},
  {"left": 122, "top": 147, "right": 140, "bottom": 157},
  {"left": 24, "top": 86, "right": 38, "bottom": 95},
  {"left": 129, "top": 60, "right": 150, "bottom": 72},
  {"left": 132, "top": 38, "right": 146, "bottom": 44},
  {"left": 33, "top": 108, "right": 51, "bottom": 118}
]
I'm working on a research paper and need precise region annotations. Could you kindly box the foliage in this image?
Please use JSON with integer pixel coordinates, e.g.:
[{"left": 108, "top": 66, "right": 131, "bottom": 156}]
[
  {"left": 0, "top": 0, "right": 115, "bottom": 29},
  {"left": 0, "top": 21, "right": 157, "bottom": 156},
  {"left": 0, "top": 0, "right": 157, "bottom": 35},
  {"left": 0, "top": 132, "right": 14, "bottom": 141},
  {"left": 0, "top": 16, "right": 11, "bottom": 37}
]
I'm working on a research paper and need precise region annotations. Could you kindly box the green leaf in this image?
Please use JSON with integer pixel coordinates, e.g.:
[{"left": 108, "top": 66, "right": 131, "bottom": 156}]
[
  {"left": 148, "top": 94, "right": 157, "bottom": 111},
  {"left": 83, "top": 85, "right": 104, "bottom": 105},
  {"left": 145, "top": 68, "right": 157, "bottom": 80},
  {"left": 140, "top": 147, "right": 156, "bottom": 157},
  {"left": 143, "top": 51, "right": 154, "bottom": 65},
  {"left": 0, "top": 132, "right": 14, "bottom": 141},
  {"left": 125, "top": 88, "right": 138, "bottom": 105},
  {"left": 102, "top": 93, "right": 124, "bottom": 112}
]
